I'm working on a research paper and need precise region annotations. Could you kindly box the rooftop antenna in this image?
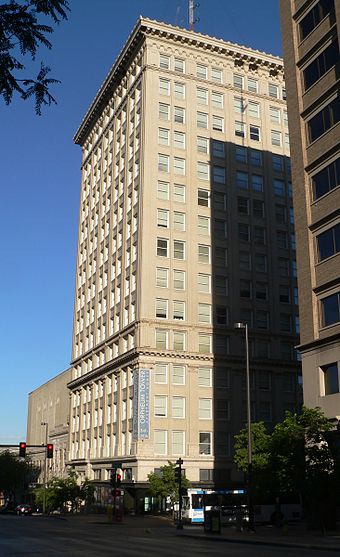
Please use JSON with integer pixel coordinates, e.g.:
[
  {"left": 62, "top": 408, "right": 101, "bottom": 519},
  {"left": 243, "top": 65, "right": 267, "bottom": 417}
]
[{"left": 189, "top": 0, "right": 200, "bottom": 31}]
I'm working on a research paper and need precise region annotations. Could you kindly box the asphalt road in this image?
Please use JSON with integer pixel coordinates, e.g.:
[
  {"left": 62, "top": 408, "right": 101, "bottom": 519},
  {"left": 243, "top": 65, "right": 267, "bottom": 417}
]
[{"left": 0, "top": 515, "right": 335, "bottom": 556}]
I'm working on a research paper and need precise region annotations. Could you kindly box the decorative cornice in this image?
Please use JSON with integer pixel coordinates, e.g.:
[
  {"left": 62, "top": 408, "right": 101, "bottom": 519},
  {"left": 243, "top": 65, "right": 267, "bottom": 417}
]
[{"left": 74, "top": 16, "right": 284, "bottom": 146}]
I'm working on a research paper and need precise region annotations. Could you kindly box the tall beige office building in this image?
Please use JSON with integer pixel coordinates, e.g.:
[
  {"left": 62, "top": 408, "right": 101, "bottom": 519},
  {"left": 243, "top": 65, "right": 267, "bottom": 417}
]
[
  {"left": 69, "top": 17, "right": 301, "bottom": 508},
  {"left": 280, "top": 1, "right": 340, "bottom": 420}
]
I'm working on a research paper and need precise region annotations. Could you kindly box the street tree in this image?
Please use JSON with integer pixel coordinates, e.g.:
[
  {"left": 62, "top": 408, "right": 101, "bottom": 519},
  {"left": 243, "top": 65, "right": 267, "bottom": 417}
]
[
  {"left": 147, "top": 461, "right": 190, "bottom": 506},
  {"left": 0, "top": 0, "right": 70, "bottom": 113},
  {"left": 34, "top": 469, "right": 95, "bottom": 512},
  {"left": 0, "top": 450, "right": 40, "bottom": 501}
]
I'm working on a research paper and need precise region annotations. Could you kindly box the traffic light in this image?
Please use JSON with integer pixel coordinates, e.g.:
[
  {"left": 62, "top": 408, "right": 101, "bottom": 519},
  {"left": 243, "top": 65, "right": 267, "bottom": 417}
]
[
  {"left": 116, "top": 471, "right": 122, "bottom": 487},
  {"left": 110, "top": 467, "right": 117, "bottom": 487},
  {"left": 47, "top": 444, "right": 54, "bottom": 459},
  {"left": 174, "top": 466, "right": 181, "bottom": 483},
  {"left": 19, "top": 442, "right": 26, "bottom": 457}
]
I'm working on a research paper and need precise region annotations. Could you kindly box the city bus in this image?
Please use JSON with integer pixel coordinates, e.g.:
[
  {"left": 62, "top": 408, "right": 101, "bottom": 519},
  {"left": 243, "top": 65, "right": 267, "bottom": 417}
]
[{"left": 182, "top": 489, "right": 247, "bottom": 524}]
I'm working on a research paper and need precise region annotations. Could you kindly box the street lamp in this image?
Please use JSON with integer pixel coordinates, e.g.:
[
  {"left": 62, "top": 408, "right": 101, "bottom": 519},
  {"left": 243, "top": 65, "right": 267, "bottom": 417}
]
[
  {"left": 234, "top": 322, "right": 255, "bottom": 531},
  {"left": 41, "top": 421, "right": 49, "bottom": 514}
]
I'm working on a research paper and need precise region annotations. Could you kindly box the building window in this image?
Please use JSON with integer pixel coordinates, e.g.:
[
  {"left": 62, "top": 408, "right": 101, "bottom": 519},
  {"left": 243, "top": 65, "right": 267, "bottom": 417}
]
[
  {"left": 197, "top": 64, "right": 208, "bottom": 79},
  {"left": 197, "top": 87, "right": 208, "bottom": 105},
  {"left": 197, "top": 136, "right": 209, "bottom": 153},
  {"left": 271, "top": 130, "right": 282, "bottom": 146},
  {"left": 308, "top": 97, "right": 340, "bottom": 143},
  {"left": 154, "top": 363, "right": 168, "bottom": 384},
  {"left": 214, "top": 192, "right": 226, "bottom": 211},
  {"left": 215, "top": 276, "right": 227, "bottom": 296},
  {"left": 238, "top": 223, "right": 250, "bottom": 242},
  {"left": 156, "top": 298, "right": 168, "bottom": 319},
  {"left": 199, "top": 398, "right": 212, "bottom": 419},
  {"left": 172, "top": 431, "right": 185, "bottom": 455},
  {"left": 159, "top": 78, "right": 170, "bottom": 96},
  {"left": 154, "top": 395, "right": 167, "bottom": 417},
  {"left": 321, "top": 292, "right": 340, "bottom": 326},
  {"left": 235, "top": 121, "right": 245, "bottom": 138},
  {"left": 174, "top": 81, "right": 185, "bottom": 99},
  {"left": 198, "top": 244, "right": 210, "bottom": 263},
  {"left": 253, "top": 199, "right": 264, "bottom": 218},
  {"left": 173, "top": 331, "right": 185, "bottom": 351},
  {"left": 238, "top": 196, "right": 249, "bottom": 215},
  {"left": 280, "top": 313, "right": 292, "bottom": 332},
  {"left": 174, "top": 131, "right": 185, "bottom": 150},
  {"left": 312, "top": 157, "right": 340, "bottom": 200},
  {"left": 174, "top": 269, "right": 185, "bottom": 290},
  {"left": 198, "top": 367, "right": 212, "bottom": 387},
  {"left": 199, "top": 432, "right": 212, "bottom": 455},
  {"left": 198, "top": 303, "right": 211, "bottom": 324},
  {"left": 159, "top": 102, "right": 170, "bottom": 121},
  {"left": 157, "top": 238, "right": 168, "bottom": 257},
  {"left": 250, "top": 125, "right": 260, "bottom": 141},
  {"left": 173, "top": 365, "right": 185, "bottom": 385},
  {"left": 299, "top": 0, "right": 335, "bottom": 40},
  {"left": 234, "top": 97, "right": 245, "bottom": 113},
  {"left": 173, "top": 300, "right": 185, "bottom": 320},
  {"left": 256, "top": 310, "right": 269, "bottom": 329},
  {"left": 216, "top": 306, "right": 227, "bottom": 324},
  {"left": 277, "top": 231, "right": 288, "bottom": 249},
  {"left": 240, "top": 279, "right": 252, "bottom": 299},
  {"left": 156, "top": 329, "right": 168, "bottom": 349},
  {"left": 252, "top": 174, "right": 263, "bottom": 192},
  {"left": 321, "top": 362, "right": 339, "bottom": 395},
  {"left": 156, "top": 267, "right": 168, "bottom": 288},
  {"left": 249, "top": 101, "right": 260, "bottom": 118},
  {"left": 250, "top": 149, "right": 262, "bottom": 167},
  {"left": 197, "top": 161, "right": 209, "bottom": 180},
  {"left": 174, "top": 240, "right": 185, "bottom": 259},
  {"left": 198, "top": 215, "right": 210, "bottom": 235},
  {"left": 215, "top": 247, "right": 227, "bottom": 267},
  {"left": 304, "top": 40, "right": 339, "bottom": 90},
  {"left": 275, "top": 204, "right": 287, "bottom": 223},
  {"left": 158, "top": 127, "right": 170, "bottom": 146},
  {"left": 212, "top": 115, "right": 224, "bottom": 132},
  {"left": 196, "top": 274, "right": 210, "bottom": 296},
  {"left": 274, "top": 179, "right": 285, "bottom": 196},
  {"left": 197, "top": 112, "right": 208, "bottom": 129},
  {"left": 213, "top": 166, "right": 225, "bottom": 183},
  {"left": 216, "top": 399, "right": 230, "bottom": 421},
  {"left": 159, "top": 54, "right": 170, "bottom": 69},
  {"left": 174, "top": 106, "right": 185, "bottom": 124},
  {"left": 174, "top": 184, "right": 185, "bottom": 203},
  {"left": 268, "top": 83, "right": 279, "bottom": 98},
  {"left": 212, "top": 140, "right": 225, "bottom": 158},
  {"left": 172, "top": 397, "right": 185, "bottom": 418},
  {"left": 154, "top": 430, "right": 167, "bottom": 455},
  {"left": 240, "top": 251, "right": 251, "bottom": 270},
  {"left": 254, "top": 253, "right": 267, "bottom": 273},
  {"left": 254, "top": 226, "right": 265, "bottom": 245},
  {"left": 198, "top": 188, "right": 210, "bottom": 206},
  {"left": 273, "top": 154, "right": 284, "bottom": 172},
  {"left": 157, "top": 208, "right": 169, "bottom": 228},
  {"left": 174, "top": 58, "right": 185, "bottom": 73},
  {"left": 317, "top": 224, "right": 340, "bottom": 261},
  {"left": 212, "top": 91, "right": 223, "bottom": 108},
  {"left": 233, "top": 74, "right": 243, "bottom": 89},
  {"left": 255, "top": 282, "right": 268, "bottom": 301},
  {"left": 199, "top": 334, "right": 211, "bottom": 353},
  {"left": 212, "top": 67, "right": 222, "bottom": 82},
  {"left": 174, "top": 211, "right": 185, "bottom": 231},
  {"left": 157, "top": 153, "right": 170, "bottom": 174},
  {"left": 157, "top": 180, "right": 169, "bottom": 200},
  {"left": 248, "top": 78, "right": 258, "bottom": 93},
  {"left": 236, "top": 171, "right": 248, "bottom": 189},
  {"left": 269, "top": 106, "right": 281, "bottom": 124},
  {"left": 235, "top": 146, "right": 247, "bottom": 163}
]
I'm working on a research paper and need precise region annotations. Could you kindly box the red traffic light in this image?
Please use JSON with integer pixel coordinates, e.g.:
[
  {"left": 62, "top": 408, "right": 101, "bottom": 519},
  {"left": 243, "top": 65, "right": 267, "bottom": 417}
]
[
  {"left": 116, "top": 473, "right": 122, "bottom": 486},
  {"left": 47, "top": 443, "right": 54, "bottom": 459},
  {"left": 19, "top": 442, "right": 26, "bottom": 457}
]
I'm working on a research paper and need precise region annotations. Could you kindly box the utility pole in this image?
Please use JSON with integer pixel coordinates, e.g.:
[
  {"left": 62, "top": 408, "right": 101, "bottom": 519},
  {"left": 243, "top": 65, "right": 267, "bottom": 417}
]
[
  {"left": 175, "top": 458, "right": 183, "bottom": 529},
  {"left": 41, "top": 422, "right": 48, "bottom": 514}
]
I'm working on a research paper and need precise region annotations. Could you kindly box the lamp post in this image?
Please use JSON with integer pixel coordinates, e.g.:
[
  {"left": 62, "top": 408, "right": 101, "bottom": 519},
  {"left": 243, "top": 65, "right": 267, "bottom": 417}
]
[
  {"left": 234, "top": 322, "right": 255, "bottom": 531},
  {"left": 41, "top": 421, "right": 48, "bottom": 514}
]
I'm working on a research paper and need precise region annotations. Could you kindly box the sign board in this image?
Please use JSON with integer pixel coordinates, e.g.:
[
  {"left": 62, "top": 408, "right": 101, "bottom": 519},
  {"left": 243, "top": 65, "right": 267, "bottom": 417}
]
[{"left": 132, "top": 368, "right": 150, "bottom": 439}]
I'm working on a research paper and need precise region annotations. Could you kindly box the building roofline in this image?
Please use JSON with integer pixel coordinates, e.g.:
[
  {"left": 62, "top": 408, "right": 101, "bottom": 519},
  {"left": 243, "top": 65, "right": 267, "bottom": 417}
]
[
  {"left": 73, "top": 16, "right": 284, "bottom": 146},
  {"left": 28, "top": 367, "right": 72, "bottom": 396}
]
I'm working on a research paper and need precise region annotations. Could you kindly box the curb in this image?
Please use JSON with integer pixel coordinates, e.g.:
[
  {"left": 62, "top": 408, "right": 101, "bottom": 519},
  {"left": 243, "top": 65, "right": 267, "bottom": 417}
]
[{"left": 178, "top": 532, "right": 340, "bottom": 552}]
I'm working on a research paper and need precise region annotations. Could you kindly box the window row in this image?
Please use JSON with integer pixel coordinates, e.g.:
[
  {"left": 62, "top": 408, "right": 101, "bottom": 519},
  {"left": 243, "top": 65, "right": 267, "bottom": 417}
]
[
  {"left": 234, "top": 97, "right": 288, "bottom": 125},
  {"left": 154, "top": 395, "right": 213, "bottom": 419},
  {"left": 320, "top": 291, "right": 340, "bottom": 327},
  {"left": 308, "top": 96, "right": 340, "bottom": 143},
  {"left": 239, "top": 252, "right": 297, "bottom": 276},
  {"left": 155, "top": 330, "right": 229, "bottom": 354},
  {"left": 154, "top": 363, "right": 212, "bottom": 386},
  {"left": 157, "top": 238, "right": 215, "bottom": 263}
]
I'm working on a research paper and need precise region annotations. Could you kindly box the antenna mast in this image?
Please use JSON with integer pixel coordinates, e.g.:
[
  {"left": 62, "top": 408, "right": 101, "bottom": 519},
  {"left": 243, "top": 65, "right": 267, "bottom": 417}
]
[{"left": 188, "top": 0, "right": 199, "bottom": 31}]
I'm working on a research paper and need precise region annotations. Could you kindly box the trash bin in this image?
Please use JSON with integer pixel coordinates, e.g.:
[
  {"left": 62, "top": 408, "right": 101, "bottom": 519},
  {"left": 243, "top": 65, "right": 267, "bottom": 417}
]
[{"left": 204, "top": 509, "right": 221, "bottom": 534}]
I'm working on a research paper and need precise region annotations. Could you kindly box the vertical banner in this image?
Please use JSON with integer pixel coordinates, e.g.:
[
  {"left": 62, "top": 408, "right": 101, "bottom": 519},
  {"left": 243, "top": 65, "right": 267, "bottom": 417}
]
[{"left": 132, "top": 368, "right": 150, "bottom": 439}]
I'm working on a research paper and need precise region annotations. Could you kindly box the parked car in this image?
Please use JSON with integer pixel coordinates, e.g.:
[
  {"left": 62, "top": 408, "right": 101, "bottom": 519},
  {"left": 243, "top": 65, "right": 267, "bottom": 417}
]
[{"left": 15, "top": 504, "right": 32, "bottom": 516}]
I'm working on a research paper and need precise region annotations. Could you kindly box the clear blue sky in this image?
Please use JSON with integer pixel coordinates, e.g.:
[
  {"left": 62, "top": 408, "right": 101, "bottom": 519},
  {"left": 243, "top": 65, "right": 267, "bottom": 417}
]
[{"left": 0, "top": 0, "right": 282, "bottom": 444}]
